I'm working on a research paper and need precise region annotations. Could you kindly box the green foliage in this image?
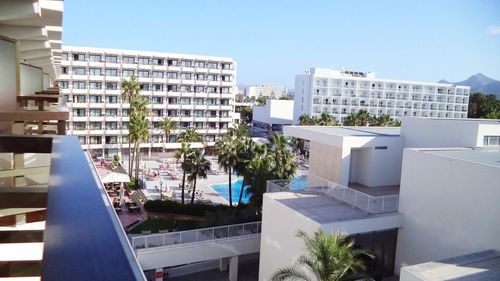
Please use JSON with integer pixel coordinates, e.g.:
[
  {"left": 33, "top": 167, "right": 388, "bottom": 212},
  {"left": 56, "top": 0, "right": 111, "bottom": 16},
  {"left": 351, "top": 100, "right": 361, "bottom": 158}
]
[
  {"left": 257, "top": 96, "right": 267, "bottom": 106},
  {"left": 178, "top": 128, "right": 203, "bottom": 143},
  {"left": 216, "top": 133, "right": 239, "bottom": 206},
  {"left": 144, "top": 199, "right": 252, "bottom": 217},
  {"left": 468, "top": 92, "right": 500, "bottom": 119},
  {"left": 271, "top": 230, "right": 373, "bottom": 281},
  {"left": 175, "top": 141, "right": 193, "bottom": 204},
  {"left": 160, "top": 117, "right": 177, "bottom": 144},
  {"left": 237, "top": 106, "right": 253, "bottom": 124},
  {"left": 186, "top": 150, "right": 211, "bottom": 204},
  {"left": 199, "top": 205, "right": 261, "bottom": 228},
  {"left": 129, "top": 219, "right": 197, "bottom": 234}
]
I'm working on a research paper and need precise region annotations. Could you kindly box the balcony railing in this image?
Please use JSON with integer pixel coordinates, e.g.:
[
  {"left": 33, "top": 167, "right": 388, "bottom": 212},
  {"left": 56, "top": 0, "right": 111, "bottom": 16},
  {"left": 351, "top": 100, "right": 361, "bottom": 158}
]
[
  {"left": 130, "top": 221, "right": 261, "bottom": 250},
  {"left": 267, "top": 174, "right": 399, "bottom": 214}
]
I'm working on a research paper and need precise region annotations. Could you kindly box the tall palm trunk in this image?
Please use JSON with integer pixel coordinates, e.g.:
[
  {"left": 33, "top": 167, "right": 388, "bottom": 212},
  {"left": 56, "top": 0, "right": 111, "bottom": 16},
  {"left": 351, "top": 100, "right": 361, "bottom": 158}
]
[
  {"left": 181, "top": 157, "right": 186, "bottom": 204},
  {"left": 190, "top": 178, "right": 197, "bottom": 204},
  {"left": 134, "top": 144, "right": 140, "bottom": 185},
  {"left": 237, "top": 177, "right": 246, "bottom": 206},
  {"left": 130, "top": 142, "right": 136, "bottom": 180},
  {"left": 128, "top": 141, "right": 132, "bottom": 177},
  {"left": 228, "top": 167, "right": 232, "bottom": 206}
]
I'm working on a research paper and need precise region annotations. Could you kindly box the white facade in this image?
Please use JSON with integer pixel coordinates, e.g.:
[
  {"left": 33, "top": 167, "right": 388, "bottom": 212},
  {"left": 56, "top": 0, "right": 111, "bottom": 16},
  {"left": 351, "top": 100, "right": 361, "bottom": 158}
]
[
  {"left": 294, "top": 68, "right": 470, "bottom": 124},
  {"left": 252, "top": 100, "right": 294, "bottom": 133},
  {"left": 246, "top": 85, "right": 287, "bottom": 99},
  {"left": 58, "top": 46, "right": 237, "bottom": 158}
]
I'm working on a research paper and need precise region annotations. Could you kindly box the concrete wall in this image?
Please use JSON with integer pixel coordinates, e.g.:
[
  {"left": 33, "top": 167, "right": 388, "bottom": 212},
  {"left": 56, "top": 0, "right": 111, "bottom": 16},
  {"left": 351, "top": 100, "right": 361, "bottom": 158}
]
[
  {"left": 20, "top": 63, "right": 43, "bottom": 96},
  {"left": 259, "top": 193, "right": 321, "bottom": 281},
  {"left": 0, "top": 38, "right": 18, "bottom": 133},
  {"left": 253, "top": 100, "right": 294, "bottom": 125},
  {"left": 394, "top": 149, "right": 500, "bottom": 274},
  {"left": 293, "top": 74, "right": 310, "bottom": 124},
  {"left": 43, "top": 72, "right": 50, "bottom": 90},
  {"left": 309, "top": 141, "right": 343, "bottom": 183}
]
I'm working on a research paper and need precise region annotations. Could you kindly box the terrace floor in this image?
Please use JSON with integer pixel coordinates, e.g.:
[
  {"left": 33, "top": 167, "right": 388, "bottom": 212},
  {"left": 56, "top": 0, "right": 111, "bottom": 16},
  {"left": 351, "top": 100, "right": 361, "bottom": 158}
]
[{"left": 349, "top": 183, "right": 400, "bottom": 196}]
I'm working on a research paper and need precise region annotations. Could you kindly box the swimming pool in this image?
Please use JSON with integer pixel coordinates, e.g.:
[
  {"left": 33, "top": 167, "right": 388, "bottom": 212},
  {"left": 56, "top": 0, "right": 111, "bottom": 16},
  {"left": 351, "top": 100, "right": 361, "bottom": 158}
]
[
  {"left": 210, "top": 175, "right": 308, "bottom": 205},
  {"left": 211, "top": 179, "right": 250, "bottom": 204}
]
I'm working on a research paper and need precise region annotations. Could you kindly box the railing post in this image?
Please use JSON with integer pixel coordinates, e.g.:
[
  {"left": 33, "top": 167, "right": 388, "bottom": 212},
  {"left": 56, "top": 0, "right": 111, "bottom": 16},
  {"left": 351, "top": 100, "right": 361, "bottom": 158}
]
[
  {"left": 196, "top": 230, "right": 199, "bottom": 242},
  {"left": 212, "top": 228, "right": 215, "bottom": 240},
  {"left": 145, "top": 236, "right": 148, "bottom": 248},
  {"left": 242, "top": 224, "right": 245, "bottom": 235},
  {"left": 227, "top": 226, "right": 230, "bottom": 237},
  {"left": 382, "top": 198, "right": 385, "bottom": 213},
  {"left": 180, "top": 232, "right": 182, "bottom": 244},
  {"left": 163, "top": 234, "right": 165, "bottom": 246}
]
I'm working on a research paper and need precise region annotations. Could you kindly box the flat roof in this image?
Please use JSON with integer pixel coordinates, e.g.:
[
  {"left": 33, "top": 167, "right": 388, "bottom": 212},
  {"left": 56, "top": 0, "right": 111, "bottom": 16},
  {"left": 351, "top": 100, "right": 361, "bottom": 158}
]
[
  {"left": 402, "top": 250, "right": 500, "bottom": 281},
  {"left": 424, "top": 148, "right": 500, "bottom": 168},
  {"left": 268, "top": 190, "right": 381, "bottom": 223},
  {"left": 285, "top": 126, "right": 400, "bottom": 137}
]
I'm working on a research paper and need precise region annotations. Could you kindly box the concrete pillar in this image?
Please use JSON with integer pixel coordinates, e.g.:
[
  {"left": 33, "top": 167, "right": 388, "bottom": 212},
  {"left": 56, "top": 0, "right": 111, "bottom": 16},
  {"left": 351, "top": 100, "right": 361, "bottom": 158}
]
[
  {"left": 219, "top": 257, "right": 229, "bottom": 272},
  {"left": 228, "top": 256, "right": 239, "bottom": 281},
  {"left": 154, "top": 268, "right": 163, "bottom": 281}
]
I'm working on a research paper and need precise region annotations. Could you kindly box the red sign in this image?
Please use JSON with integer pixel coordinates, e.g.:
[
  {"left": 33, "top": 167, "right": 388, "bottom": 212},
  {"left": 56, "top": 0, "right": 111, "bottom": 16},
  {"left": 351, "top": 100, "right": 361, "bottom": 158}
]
[{"left": 156, "top": 271, "right": 163, "bottom": 278}]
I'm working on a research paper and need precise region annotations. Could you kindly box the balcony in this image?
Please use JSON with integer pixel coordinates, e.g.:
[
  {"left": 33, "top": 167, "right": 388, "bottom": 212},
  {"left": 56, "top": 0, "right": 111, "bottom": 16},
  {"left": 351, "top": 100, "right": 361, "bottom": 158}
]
[
  {"left": 267, "top": 174, "right": 399, "bottom": 214},
  {"left": 0, "top": 135, "right": 145, "bottom": 280}
]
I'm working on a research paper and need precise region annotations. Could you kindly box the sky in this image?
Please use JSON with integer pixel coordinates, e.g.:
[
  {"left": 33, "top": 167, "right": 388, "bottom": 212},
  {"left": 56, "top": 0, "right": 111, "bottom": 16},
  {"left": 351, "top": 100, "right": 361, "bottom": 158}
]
[{"left": 62, "top": 0, "right": 500, "bottom": 89}]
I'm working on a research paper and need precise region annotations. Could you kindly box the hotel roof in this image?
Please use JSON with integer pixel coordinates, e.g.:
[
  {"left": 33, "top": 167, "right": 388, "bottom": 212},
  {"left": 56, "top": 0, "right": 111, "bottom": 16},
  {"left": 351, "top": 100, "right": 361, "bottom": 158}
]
[{"left": 423, "top": 148, "right": 500, "bottom": 168}]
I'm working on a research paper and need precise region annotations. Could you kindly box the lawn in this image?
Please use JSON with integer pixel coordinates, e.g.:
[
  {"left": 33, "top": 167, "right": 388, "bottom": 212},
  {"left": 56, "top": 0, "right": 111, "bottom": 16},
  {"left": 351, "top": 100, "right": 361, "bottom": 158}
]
[{"left": 129, "top": 219, "right": 198, "bottom": 234}]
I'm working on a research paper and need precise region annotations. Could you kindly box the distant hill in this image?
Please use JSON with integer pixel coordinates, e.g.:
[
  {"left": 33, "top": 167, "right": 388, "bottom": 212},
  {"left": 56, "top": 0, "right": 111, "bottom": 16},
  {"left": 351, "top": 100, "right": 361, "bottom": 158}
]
[{"left": 439, "top": 73, "right": 500, "bottom": 98}]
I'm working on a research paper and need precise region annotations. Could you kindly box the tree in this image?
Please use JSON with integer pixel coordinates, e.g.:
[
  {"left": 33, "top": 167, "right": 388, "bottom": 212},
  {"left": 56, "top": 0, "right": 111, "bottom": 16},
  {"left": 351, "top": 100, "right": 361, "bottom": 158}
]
[
  {"left": 175, "top": 142, "right": 192, "bottom": 204},
  {"left": 178, "top": 127, "right": 203, "bottom": 143},
  {"left": 186, "top": 150, "right": 211, "bottom": 204},
  {"left": 344, "top": 110, "right": 373, "bottom": 126},
  {"left": 160, "top": 117, "right": 177, "bottom": 150},
  {"left": 269, "top": 134, "right": 297, "bottom": 180},
  {"left": 128, "top": 96, "right": 150, "bottom": 183},
  {"left": 468, "top": 93, "right": 500, "bottom": 118},
  {"left": 256, "top": 96, "right": 267, "bottom": 106},
  {"left": 228, "top": 123, "right": 250, "bottom": 138},
  {"left": 237, "top": 106, "right": 253, "bottom": 125},
  {"left": 216, "top": 134, "right": 239, "bottom": 206},
  {"left": 271, "top": 230, "right": 373, "bottom": 281},
  {"left": 319, "top": 113, "right": 338, "bottom": 126},
  {"left": 121, "top": 76, "right": 141, "bottom": 176},
  {"left": 245, "top": 144, "right": 275, "bottom": 209},
  {"left": 235, "top": 137, "right": 257, "bottom": 205}
]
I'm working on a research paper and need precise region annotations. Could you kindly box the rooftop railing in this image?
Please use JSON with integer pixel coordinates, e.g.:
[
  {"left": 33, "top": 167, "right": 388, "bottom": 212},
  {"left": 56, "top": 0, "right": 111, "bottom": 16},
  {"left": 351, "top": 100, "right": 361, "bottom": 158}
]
[
  {"left": 267, "top": 174, "right": 399, "bottom": 214},
  {"left": 130, "top": 221, "right": 261, "bottom": 250}
]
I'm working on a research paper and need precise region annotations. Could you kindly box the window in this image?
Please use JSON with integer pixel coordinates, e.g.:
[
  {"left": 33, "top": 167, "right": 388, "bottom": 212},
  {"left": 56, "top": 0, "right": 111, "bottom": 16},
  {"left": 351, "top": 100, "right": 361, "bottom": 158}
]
[
  {"left": 207, "top": 87, "right": 216, "bottom": 93},
  {"left": 220, "top": 111, "right": 229, "bottom": 117},
  {"left": 122, "top": 69, "right": 135, "bottom": 77},
  {"left": 484, "top": 136, "right": 500, "bottom": 146},
  {"left": 138, "top": 70, "right": 150, "bottom": 78},
  {"left": 123, "top": 56, "right": 135, "bottom": 64},
  {"left": 153, "top": 84, "right": 164, "bottom": 91},
  {"left": 73, "top": 122, "right": 86, "bottom": 130},
  {"left": 106, "top": 55, "right": 118, "bottom": 63},
  {"left": 73, "top": 109, "right": 86, "bottom": 117},
  {"left": 89, "top": 136, "right": 101, "bottom": 144},
  {"left": 152, "top": 71, "right": 164, "bottom": 78},
  {"left": 153, "top": 58, "right": 164, "bottom": 65},
  {"left": 105, "top": 96, "right": 118, "bottom": 103},
  {"left": 105, "top": 136, "right": 118, "bottom": 144},
  {"left": 59, "top": 81, "right": 68, "bottom": 89},
  {"left": 193, "top": 110, "right": 204, "bottom": 117},
  {"left": 180, "top": 85, "right": 192, "bottom": 92},
  {"left": 195, "top": 86, "right": 204, "bottom": 93},
  {"left": 221, "top": 87, "right": 230, "bottom": 93},
  {"left": 106, "top": 69, "right": 118, "bottom": 76},
  {"left": 89, "top": 68, "right": 101, "bottom": 76},
  {"left": 207, "top": 62, "right": 219, "bottom": 69},
  {"left": 220, "top": 99, "right": 230, "bottom": 105},
  {"left": 207, "top": 98, "right": 217, "bottom": 105},
  {"left": 89, "top": 109, "right": 102, "bottom": 117},
  {"left": 194, "top": 61, "right": 205, "bottom": 68},
  {"left": 122, "top": 109, "right": 129, "bottom": 117},
  {"left": 193, "top": 98, "right": 204, "bottom": 105},
  {"left": 181, "top": 60, "right": 192, "bottom": 67},
  {"left": 167, "top": 72, "right": 178, "bottom": 79},
  {"left": 138, "top": 57, "right": 150, "bottom": 65},
  {"left": 105, "top": 109, "right": 118, "bottom": 117},
  {"left": 181, "top": 73, "right": 191, "bottom": 80},
  {"left": 106, "top": 82, "right": 118, "bottom": 90},
  {"left": 167, "top": 85, "right": 178, "bottom": 92},
  {"left": 78, "top": 136, "right": 86, "bottom": 144},
  {"left": 207, "top": 74, "right": 217, "bottom": 81},
  {"left": 222, "top": 63, "right": 232, "bottom": 70},
  {"left": 62, "top": 53, "right": 68, "bottom": 61},
  {"left": 89, "top": 95, "right": 101, "bottom": 103},
  {"left": 222, "top": 75, "right": 231, "bottom": 82},
  {"left": 73, "top": 53, "right": 85, "bottom": 61},
  {"left": 122, "top": 122, "right": 129, "bottom": 130},
  {"left": 195, "top": 74, "right": 205, "bottom": 80},
  {"left": 181, "top": 110, "right": 191, "bottom": 117},
  {"left": 89, "top": 82, "right": 102, "bottom": 90},
  {"left": 140, "top": 84, "right": 150, "bottom": 91},
  {"left": 89, "top": 122, "right": 102, "bottom": 130},
  {"left": 168, "top": 98, "right": 178, "bottom": 104},
  {"left": 167, "top": 110, "right": 178, "bottom": 117},
  {"left": 167, "top": 59, "right": 178, "bottom": 66},
  {"left": 74, "top": 95, "right": 86, "bottom": 103},
  {"left": 61, "top": 67, "right": 68, "bottom": 74},
  {"left": 72, "top": 81, "right": 86, "bottom": 89},
  {"left": 73, "top": 67, "right": 85, "bottom": 75},
  {"left": 105, "top": 122, "right": 118, "bottom": 130},
  {"left": 219, "top": 122, "right": 229, "bottom": 129},
  {"left": 180, "top": 98, "right": 191, "bottom": 105},
  {"left": 89, "top": 54, "right": 101, "bottom": 62}
]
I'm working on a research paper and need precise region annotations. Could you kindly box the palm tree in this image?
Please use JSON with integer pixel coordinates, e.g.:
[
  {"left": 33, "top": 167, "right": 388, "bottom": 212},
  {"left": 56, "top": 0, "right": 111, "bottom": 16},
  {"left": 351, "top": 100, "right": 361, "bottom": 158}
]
[
  {"left": 128, "top": 98, "right": 150, "bottom": 183},
  {"left": 121, "top": 76, "right": 141, "bottom": 176},
  {"left": 245, "top": 144, "right": 275, "bottom": 209},
  {"left": 186, "top": 150, "right": 211, "bottom": 204},
  {"left": 234, "top": 137, "right": 257, "bottom": 205},
  {"left": 299, "top": 113, "right": 313, "bottom": 125},
  {"left": 271, "top": 230, "right": 373, "bottom": 281},
  {"left": 178, "top": 127, "right": 203, "bottom": 143},
  {"left": 356, "top": 110, "right": 372, "bottom": 126},
  {"left": 269, "top": 134, "right": 297, "bottom": 180},
  {"left": 227, "top": 123, "right": 250, "bottom": 138},
  {"left": 175, "top": 141, "right": 192, "bottom": 204},
  {"left": 319, "top": 112, "right": 338, "bottom": 126},
  {"left": 215, "top": 134, "right": 239, "bottom": 206},
  {"left": 160, "top": 117, "right": 177, "bottom": 151}
]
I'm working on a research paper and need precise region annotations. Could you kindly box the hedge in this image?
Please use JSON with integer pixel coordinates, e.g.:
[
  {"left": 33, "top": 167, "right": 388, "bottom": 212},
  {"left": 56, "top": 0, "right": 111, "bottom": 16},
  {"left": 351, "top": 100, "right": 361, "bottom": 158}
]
[{"left": 144, "top": 199, "right": 247, "bottom": 216}]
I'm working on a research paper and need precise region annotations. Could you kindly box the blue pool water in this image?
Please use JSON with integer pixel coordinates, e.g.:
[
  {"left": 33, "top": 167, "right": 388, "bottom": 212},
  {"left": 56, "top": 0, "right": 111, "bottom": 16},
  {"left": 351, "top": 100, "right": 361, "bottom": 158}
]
[{"left": 210, "top": 175, "right": 308, "bottom": 205}]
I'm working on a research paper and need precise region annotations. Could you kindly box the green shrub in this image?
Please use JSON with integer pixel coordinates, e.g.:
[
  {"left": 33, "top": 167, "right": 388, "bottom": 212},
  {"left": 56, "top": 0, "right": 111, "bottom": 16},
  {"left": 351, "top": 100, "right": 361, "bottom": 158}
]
[{"left": 144, "top": 199, "right": 258, "bottom": 218}]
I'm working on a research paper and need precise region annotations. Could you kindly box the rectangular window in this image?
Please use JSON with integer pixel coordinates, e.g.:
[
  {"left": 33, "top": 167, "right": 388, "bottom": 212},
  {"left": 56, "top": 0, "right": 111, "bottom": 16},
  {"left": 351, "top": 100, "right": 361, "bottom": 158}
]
[
  {"left": 194, "top": 61, "right": 205, "bottom": 68},
  {"left": 73, "top": 109, "right": 86, "bottom": 117},
  {"left": 59, "top": 81, "right": 68, "bottom": 89},
  {"left": 105, "top": 69, "right": 118, "bottom": 76},
  {"left": 181, "top": 60, "right": 192, "bottom": 67},
  {"left": 105, "top": 122, "right": 118, "bottom": 130},
  {"left": 122, "top": 69, "right": 135, "bottom": 77},
  {"left": 193, "top": 110, "right": 204, "bottom": 117},
  {"left": 106, "top": 96, "right": 118, "bottom": 103},
  {"left": 89, "top": 122, "right": 102, "bottom": 130},
  {"left": 62, "top": 53, "right": 68, "bottom": 61},
  {"left": 73, "top": 122, "right": 86, "bottom": 130},
  {"left": 220, "top": 111, "right": 229, "bottom": 117},
  {"left": 207, "top": 62, "right": 219, "bottom": 69},
  {"left": 167, "top": 59, "right": 178, "bottom": 66},
  {"left": 195, "top": 74, "right": 205, "bottom": 80},
  {"left": 138, "top": 57, "right": 150, "bottom": 65},
  {"left": 89, "top": 68, "right": 101, "bottom": 76},
  {"left": 105, "top": 109, "right": 118, "bottom": 117},
  {"left": 89, "top": 82, "right": 102, "bottom": 90},
  {"left": 207, "top": 98, "right": 217, "bottom": 105},
  {"left": 122, "top": 109, "right": 129, "bottom": 117},
  {"left": 89, "top": 95, "right": 101, "bottom": 103},
  {"left": 89, "top": 54, "right": 101, "bottom": 62},
  {"left": 181, "top": 73, "right": 192, "bottom": 80},
  {"left": 180, "top": 98, "right": 191, "bottom": 105},
  {"left": 222, "top": 63, "right": 232, "bottom": 70},
  {"left": 167, "top": 110, "right": 178, "bottom": 117},
  {"left": 73, "top": 53, "right": 85, "bottom": 61},
  {"left": 138, "top": 70, "right": 150, "bottom": 78},
  {"left": 484, "top": 136, "right": 500, "bottom": 146},
  {"left": 153, "top": 84, "right": 164, "bottom": 91},
  {"left": 78, "top": 136, "right": 86, "bottom": 144},
  {"left": 106, "top": 55, "right": 118, "bottom": 63},
  {"left": 153, "top": 58, "right": 164, "bottom": 65},
  {"left": 61, "top": 67, "right": 68, "bottom": 74},
  {"left": 193, "top": 98, "right": 204, "bottom": 105},
  {"left": 122, "top": 123, "right": 129, "bottom": 130},
  {"left": 140, "top": 84, "right": 150, "bottom": 91},
  {"left": 75, "top": 95, "right": 86, "bottom": 103},
  {"left": 168, "top": 98, "right": 178, "bottom": 104},
  {"left": 207, "top": 74, "right": 217, "bottom": 81},
  {"left": 73, "top": 67, "right": 85, "bottom": 75},
  {"left": 167, "top": 85, "right": 178, "bottom": 92},
  {"left": 72, "top": 81, "right": 86, "bottom": 89},
  {"left": 195, "top": 86, "right": 204, "bottom": 93},
  {"left": 167, "top": 72, "right": 178, "bottom": 79},
  {"left": 152, "top": 71, "right": 164, "bottom": 78},
  {"left": 123, "top": 56, "right": 135, "bottom": 64},
  {"left": 89, "top": 136, "right": 101, "bottom": 144},
  {"left": 89, "top": 109, "right": 102, "bottom": 117},
  {"left": 221, "top": 87, "right": 230, "bottom": 93},
  {"left": 106, "top": 82, "right": 118, "bottom": 90},
  {"left": 180, "top": 85, "right": 192, "bottom": 92}
]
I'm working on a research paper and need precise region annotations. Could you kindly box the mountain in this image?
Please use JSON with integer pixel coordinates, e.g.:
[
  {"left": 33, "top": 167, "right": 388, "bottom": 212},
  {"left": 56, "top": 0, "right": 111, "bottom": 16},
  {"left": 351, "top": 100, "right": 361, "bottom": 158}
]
[{"left": 439, "top": 73, "right": 500, "bottom": 99}]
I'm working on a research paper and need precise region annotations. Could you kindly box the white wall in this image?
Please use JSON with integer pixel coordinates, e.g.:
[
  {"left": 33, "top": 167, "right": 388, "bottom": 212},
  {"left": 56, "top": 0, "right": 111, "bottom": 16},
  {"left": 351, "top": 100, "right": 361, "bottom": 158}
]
[
  {"left": 0, "top": 38, "right": 18, "bottom": 133},
  {"left": 20, "top": 63, "right": 43, "bottom": 96},
  {"left": 43, "top": 73, "right": 50, "bottom": 90},
  {"left": 395, "top": 149, "right": 500, "bottom": 274},
  {"left": 293, "top": 74, "right": 310, "bottom": 124},
  {"left": 253, "top": 100, "right": 294, "bottom": 125},
  {"left": 259, "top": 193, "right": 321, "bottom": 281}
]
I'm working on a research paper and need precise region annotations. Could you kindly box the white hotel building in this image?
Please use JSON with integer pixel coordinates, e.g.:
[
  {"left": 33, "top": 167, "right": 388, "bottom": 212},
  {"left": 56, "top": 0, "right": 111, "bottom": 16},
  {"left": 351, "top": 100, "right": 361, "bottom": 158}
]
[
  {"left": 293, "top": 68, "right": 470, "bottom": 123},
  {"left": 58, "top": 46, "right": 237, "bottom": 158}
]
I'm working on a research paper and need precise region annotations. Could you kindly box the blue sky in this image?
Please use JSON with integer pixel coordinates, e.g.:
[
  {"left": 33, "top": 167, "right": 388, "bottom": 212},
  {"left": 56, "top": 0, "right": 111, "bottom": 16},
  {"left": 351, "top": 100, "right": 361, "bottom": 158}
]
[{"left": 63, "top": 0, "right": 500, "bottom": 88}]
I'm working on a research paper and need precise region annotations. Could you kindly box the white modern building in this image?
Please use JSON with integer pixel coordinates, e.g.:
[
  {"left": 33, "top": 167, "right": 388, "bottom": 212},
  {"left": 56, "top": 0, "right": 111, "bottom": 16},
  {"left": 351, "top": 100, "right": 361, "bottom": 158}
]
[
  {"left": 246, "top": 85, "right": 288, "bottom": 99},
  {"left": 58, "top": 46, "right": 237, "bottom": 158},
  {"left": 293, "top": 68, "right": 471, "bottom": 124},
  {"left": 259, "top": 117, "right": 500, "bottom": 281},
  {"left": 252, "top": 99, "right": 294, "bottom": 135}
]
